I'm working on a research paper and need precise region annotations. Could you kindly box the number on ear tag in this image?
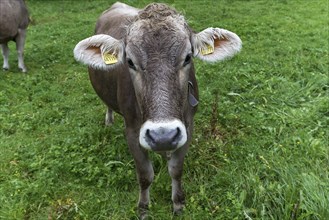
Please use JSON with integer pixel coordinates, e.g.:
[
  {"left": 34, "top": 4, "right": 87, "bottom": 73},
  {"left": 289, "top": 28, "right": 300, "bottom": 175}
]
[
  {"left": 201, "top": 44, "right": 214, "bottom": 55},
  {"left": 102, "top": 52, "right": 118, "bottom": 65}
]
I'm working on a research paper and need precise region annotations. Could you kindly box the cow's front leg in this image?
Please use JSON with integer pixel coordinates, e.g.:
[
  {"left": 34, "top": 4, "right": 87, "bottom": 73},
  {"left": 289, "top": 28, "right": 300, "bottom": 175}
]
[
  {"left": 125, "top": 127, "right": 154, "bottom": 219},
  {"left": 137, "top": 157, "right": 153, "bottom": 219},
  {"left": 168, "top": 145, "right": 188, "bottom": 215}
]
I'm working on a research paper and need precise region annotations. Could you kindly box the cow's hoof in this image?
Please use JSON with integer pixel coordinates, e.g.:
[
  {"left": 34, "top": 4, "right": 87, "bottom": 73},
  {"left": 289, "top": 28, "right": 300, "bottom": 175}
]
[
  {"left": 173, "top": 208, "right": 184, "bottom": 216},
  {"left": 139, "top": 209, "right": 149, "bottom": 220},
  {"left": 138, "top": 203, "right": 149, "bottom": 220},
  {"left": 139, "top": 212, "right": 148, "bottom": 220},
  {"left": 173, "top": 203, "right": 184, "bottom": 216},
  {"left": 19, "top": 67, "right": 27, "bottom": 73},
  {"left": 3, "top": 67, "right": 9, "bottom": 71}
]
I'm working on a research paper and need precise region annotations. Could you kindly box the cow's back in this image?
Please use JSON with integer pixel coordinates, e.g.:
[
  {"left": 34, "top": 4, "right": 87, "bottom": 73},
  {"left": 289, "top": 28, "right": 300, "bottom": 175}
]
[
  {"left": 88, "top": 3, "right": 139, "bottom": 115},
  {"left": 0, "top": 0, "right": 29, "bottom": 43}
]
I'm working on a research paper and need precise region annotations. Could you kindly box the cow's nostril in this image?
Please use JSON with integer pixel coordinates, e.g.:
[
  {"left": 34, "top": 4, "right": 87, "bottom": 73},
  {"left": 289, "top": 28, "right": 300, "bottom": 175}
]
[
  {"left": 145, "top": 129, "right": 155, "bottom": 145},
  {"left": 172, "top": 127, "right": 181, "bottom": 145}
]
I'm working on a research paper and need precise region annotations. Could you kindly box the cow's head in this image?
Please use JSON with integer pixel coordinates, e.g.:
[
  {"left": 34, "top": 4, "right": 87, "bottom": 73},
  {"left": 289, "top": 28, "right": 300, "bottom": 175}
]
[{"left": 74, "top": 3, "right": 242, "bottom": 152}]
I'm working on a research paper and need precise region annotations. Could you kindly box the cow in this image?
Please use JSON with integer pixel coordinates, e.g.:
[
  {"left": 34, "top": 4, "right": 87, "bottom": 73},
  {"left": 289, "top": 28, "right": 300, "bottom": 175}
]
[
  {"left": 74, "top": 2, "right": 241, "bottom": 217},
  {"left": 0, "top": 0, "right": 29, "bottom": 73}
]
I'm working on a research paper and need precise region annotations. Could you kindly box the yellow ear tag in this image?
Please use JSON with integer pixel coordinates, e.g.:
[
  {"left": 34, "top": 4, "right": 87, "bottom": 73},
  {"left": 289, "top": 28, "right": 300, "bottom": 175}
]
[
  {"left": 201, "top": 44, "right": 214, "bottom": 55},
  {"left": 102, "top": 52, "right": 118, "bottom": 65}
]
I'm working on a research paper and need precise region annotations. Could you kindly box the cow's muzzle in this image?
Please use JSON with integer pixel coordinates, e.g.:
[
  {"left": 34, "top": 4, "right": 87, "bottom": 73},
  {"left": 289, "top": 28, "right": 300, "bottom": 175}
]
[{"left": 139, "top": 119, "right": 187, "bottom": 151}]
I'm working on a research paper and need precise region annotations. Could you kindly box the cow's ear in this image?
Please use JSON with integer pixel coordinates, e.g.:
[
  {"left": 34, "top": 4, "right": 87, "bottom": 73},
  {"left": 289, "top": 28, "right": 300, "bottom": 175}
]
[
  {"left": 74, "top": 34, "right": 124, "bottom": 70},
  {"left": 192, "top": 28, "right": 242, "bottom": 62}
]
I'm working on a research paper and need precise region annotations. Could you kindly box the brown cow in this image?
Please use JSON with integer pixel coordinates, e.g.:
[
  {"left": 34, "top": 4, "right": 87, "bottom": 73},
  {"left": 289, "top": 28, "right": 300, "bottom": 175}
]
[
  {"left": 74, "top": 2, "right": 241, "bottom": 218},
  {"left": 0, "top": 0, "right": 29, "bottom": 73}
]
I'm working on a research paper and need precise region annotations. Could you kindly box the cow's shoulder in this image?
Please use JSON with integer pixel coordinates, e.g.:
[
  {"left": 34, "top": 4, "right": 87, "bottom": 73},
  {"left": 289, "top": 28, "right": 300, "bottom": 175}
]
[
  {"left": 106, "top": 2, "right": 139, "bottom": 17},
  {"left": 95, "top": 2, "right": 139, "bottom": 38}
]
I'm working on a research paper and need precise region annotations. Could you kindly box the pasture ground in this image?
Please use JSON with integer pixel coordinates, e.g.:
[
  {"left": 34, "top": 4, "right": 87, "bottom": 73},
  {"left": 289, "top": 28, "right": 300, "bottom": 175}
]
[{"left": 0, "top": 0, "right": 328, "bottom": 219}]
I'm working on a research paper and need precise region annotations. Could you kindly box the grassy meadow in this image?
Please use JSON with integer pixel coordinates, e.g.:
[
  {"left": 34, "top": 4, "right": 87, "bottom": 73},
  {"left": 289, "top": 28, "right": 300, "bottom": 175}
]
[{"left": 0, "top": 0, "right": 328, "bottom": 219}]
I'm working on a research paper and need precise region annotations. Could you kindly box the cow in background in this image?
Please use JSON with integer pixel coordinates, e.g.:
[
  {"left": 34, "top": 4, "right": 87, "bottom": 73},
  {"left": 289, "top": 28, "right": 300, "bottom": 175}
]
[{"left": 0, "top": 0, "right": 29, "bottom": 73}]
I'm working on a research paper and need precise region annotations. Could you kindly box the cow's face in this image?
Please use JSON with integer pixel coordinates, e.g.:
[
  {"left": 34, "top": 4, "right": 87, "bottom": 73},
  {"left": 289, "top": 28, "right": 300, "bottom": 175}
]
[
  {"left": 73, "top": 3, "right": 242, "bottom": 152},
  {"left": 124, "top": 8, "right": 193, "bottom": 151}
]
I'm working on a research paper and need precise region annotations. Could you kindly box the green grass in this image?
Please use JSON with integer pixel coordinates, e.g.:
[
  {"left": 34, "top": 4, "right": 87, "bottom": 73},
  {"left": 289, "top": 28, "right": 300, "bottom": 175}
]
[{"left": 0, "top": 0, "right": 328, "bottom": 219}]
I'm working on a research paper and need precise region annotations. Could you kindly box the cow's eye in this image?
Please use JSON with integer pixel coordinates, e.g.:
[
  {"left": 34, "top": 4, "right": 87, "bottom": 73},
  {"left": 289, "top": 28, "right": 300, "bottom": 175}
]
[
  {"left": 183, "top": 54, "right": 192, "bottom": 66},
  {"left": 127, "top": 58, "right": 136, "bottom": 70}
]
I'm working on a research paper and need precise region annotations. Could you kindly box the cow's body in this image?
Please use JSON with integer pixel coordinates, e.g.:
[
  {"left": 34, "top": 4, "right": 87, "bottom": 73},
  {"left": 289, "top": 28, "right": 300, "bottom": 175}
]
[
  {"left": 0, "top": 0, "right": 29, "bottom": 72},
  {"left": 74, "top": 2, "right": 241, "bottom": 218}
]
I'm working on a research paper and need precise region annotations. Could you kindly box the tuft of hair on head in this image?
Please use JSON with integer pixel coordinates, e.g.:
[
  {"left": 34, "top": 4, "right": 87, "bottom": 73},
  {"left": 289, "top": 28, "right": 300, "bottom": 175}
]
[{"left": 138, "top": 3, "right": 179, "bottom": 21}]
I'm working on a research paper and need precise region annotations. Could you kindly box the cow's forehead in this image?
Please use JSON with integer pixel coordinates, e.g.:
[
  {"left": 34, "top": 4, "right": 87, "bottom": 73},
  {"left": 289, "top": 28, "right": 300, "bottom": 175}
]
[
  {"left": 126, "top": 3, "right": 189, "bottom": 44},
  {"left": 127, "top": 20, "right": 188, "bottom": 43}
]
